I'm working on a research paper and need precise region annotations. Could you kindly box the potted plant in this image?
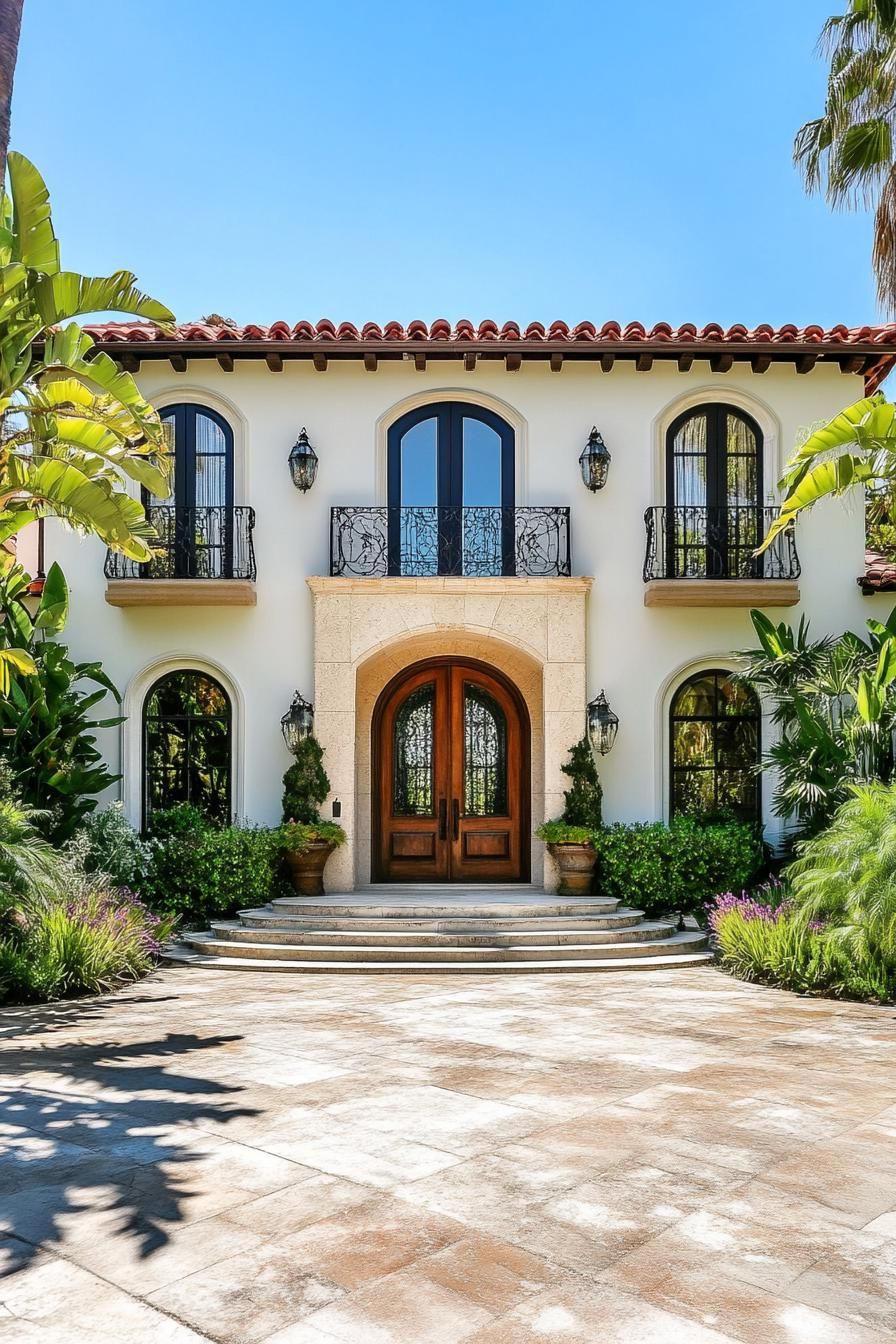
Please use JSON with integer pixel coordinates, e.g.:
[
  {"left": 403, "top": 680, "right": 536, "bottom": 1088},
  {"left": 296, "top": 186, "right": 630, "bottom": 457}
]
[
  {"left": 279, "top": 737, "right": 346, "bottom": 895},
  {"left": 535, "top": 736, "right": 603, "bottom": 894}
]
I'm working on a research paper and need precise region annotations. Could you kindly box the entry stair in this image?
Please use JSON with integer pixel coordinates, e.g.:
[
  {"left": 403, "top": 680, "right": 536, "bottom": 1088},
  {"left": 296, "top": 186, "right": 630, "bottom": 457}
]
[{"left": 166, "top": 885, "right": 712, "bottom": 974}]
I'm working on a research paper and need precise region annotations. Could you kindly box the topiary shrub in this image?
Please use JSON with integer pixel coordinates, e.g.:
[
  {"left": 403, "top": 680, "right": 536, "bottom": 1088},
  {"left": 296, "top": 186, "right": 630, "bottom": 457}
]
[
  {"left": 282, "top": 737, "right": 330, "bottom": 823},
  {"left": 560, "top": 737, "right": 602, "bottom": 828},
  {"left": 595, "top": 817, "right": 764, "bottom": 921}
]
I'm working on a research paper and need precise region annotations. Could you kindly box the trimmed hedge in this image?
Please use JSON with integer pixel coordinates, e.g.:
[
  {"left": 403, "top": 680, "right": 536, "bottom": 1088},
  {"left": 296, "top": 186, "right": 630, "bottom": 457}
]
[
  {"left": 594, "top": 818, "right": 765, "bottom": 920},
  {"left": 138, "top": 807, "right": 280, "bottom": 924}
]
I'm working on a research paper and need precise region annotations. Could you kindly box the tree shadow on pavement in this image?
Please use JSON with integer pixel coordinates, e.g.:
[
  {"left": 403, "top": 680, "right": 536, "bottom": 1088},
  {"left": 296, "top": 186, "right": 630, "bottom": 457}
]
[{"left": 0, "top": 1027, "right": 261, "bottom": 1272}]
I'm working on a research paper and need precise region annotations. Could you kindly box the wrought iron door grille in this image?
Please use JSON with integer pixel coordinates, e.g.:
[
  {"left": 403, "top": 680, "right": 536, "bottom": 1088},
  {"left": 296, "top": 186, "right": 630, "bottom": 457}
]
[
  {"left": 104, "top": 506, "right": 256, "bottom": 581},
  {"left": 643, "top": 506, "right": 799, "bottom": 581},
  {"left": 330, "top": 506, "right": 571, "bottom": 578}
]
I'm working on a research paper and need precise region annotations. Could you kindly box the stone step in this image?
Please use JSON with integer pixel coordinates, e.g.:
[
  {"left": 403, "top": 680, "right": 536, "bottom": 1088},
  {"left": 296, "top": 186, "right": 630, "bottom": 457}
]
[
  {"left": 238, "top": 909, "right": 645, "bottom": 934},
  {"left": 164, "top": 946, "right": 715, "bottom": 975},
  {"left": 181, "top": 930, "right": 708, "bottom": 963},
  {"left": 269, "top": 897, "right": 621, "bottom": 920},
  {"left": 211, "top": 918, "right": 669, "bottom": 948}
]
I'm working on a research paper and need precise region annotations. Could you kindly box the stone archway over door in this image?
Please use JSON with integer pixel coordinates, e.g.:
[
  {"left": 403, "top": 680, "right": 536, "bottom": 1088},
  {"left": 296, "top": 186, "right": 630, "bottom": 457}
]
[
  {"left": 307, "top": 574, "right": 592, "bottom": 891},
  {"left": 372, "top": 658, "right": 530, "bottom": 883}
]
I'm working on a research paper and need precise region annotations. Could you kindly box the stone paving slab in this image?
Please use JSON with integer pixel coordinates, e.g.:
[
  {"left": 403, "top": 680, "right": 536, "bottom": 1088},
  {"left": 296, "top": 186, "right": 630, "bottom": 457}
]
[{"left": 1, "top": 965, "right": 895, "bottom": 1342}]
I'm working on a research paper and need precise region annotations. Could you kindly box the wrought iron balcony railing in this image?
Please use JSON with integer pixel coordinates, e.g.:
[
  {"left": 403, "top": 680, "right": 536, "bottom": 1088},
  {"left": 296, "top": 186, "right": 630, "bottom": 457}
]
[
  {"left": 643, "top": 506, "right": 800, "bottom": 582},
  {"left": 104, "top": 506, "right": 257, "bottom": 581},
  {"left": 331, "top": 506, "right": 571, "bottom": 578}
]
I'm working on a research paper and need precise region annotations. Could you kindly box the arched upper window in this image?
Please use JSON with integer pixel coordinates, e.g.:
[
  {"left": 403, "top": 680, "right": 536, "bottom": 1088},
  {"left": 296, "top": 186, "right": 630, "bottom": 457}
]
[
  {"left": 142, "top": 670, "right": 232, "bottom": 826},
  {"left": 149, "top": 404, "right": 235, "bottom": 578},
  {"left": 387, "top": 402, "right": 515, "bottom": 575},
  {"left": 670, "top": 669, "right": 760, "bottom": 824},
  {"left": 665, "top": 404, "right": 763, "bottom": 578}
]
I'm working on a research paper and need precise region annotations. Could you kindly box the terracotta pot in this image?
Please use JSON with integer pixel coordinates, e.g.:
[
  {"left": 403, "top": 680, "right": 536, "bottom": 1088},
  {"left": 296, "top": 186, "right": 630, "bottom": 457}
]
[
  {"left": 548, "top": 842, "right": 597, "bottom": 895},
  {"left": 284, "top": 841, "right": 337, "bottom": 897}
]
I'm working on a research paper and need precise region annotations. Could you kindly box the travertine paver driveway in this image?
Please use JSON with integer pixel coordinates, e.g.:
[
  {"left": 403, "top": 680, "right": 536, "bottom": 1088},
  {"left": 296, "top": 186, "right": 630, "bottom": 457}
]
[{"left": 1, "top": 967, "right": 895, "bottom": 1344}]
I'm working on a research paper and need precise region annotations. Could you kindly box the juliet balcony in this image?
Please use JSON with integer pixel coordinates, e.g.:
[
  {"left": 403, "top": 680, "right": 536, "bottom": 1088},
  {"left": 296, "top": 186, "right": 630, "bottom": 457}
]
[
  {"left": 330, "top": 506, "right": 572, "bottom": 579},
  {"left": 105, "top": 505, "right": 257, "bottom": 607},
  {"left": 643, "top": 505, "right": 800, "bottom": 607}
]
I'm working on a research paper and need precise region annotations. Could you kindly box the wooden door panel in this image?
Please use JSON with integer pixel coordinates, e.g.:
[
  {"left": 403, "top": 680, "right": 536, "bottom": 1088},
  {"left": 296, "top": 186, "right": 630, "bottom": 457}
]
[
  {"left": 373, "top": 659, "right": 529, "bottom": 884},
  {"left": 375, "top": 665, "right": 449, "bottom": 882}
]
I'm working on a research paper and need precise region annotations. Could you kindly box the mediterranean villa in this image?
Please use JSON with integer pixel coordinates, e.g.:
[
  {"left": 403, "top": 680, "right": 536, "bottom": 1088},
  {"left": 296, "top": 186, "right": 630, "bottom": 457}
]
[{"left": 25, "top": 318, "right": 896, "bottom": 970}]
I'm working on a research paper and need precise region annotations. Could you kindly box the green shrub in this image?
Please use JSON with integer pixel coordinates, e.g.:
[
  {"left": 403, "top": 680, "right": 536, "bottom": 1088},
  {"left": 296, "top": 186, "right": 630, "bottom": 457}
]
[
  {"left": 560, "top": 737, "right": 602, "bottom": 828},
  {"left": 139, "top": 804, "right": 279, "bottom": 924},
  {"left": 282, "top": 738, "right": 330, "bottom": 824},
  {"left": 595, "top": 817, "right": 764, "bottom": 920},
  {"left": 709, "top": 886, "right": 896, "bottom": 1004},
  {"left": 534, "top": 821, "right": 594, "bottom": 846},
  {"left": 73, "top": 801, "right": 152, "bottom": 891},
  {"left": 0, "top": 869, "right": 175, "bottom": 1004},
  {"left": 787, "top": 781, "right": 896, "bottom": 977},
  {"left": 277, "top": 820, "right": 346, "bottom": 854}
]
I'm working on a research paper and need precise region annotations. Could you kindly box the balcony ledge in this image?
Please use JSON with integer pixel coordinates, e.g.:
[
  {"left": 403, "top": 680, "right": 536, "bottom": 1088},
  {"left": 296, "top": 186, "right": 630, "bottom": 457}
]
[
  {"left": 644, "top": 579, "right": 800, "bottom": 608},
  {"left": 105, "top": 579, "right": 256, "bottom": 607}
]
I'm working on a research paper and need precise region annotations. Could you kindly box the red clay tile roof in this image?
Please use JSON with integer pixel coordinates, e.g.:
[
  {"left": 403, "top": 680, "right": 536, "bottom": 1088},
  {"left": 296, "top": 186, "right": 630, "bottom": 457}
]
[
  {"left": 860, "top": 549, "right": 896, "bottom": 594},
  {"left": 84, "top": 318, "right": 896, "bottom": 346},
  {"left": 83, "top": 320, "right": 896, "bottom": 389}
]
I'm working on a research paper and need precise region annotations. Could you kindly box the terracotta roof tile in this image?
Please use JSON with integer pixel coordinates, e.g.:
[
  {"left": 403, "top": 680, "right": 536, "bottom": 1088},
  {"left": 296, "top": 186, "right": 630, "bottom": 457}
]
[
  {"left": 83, "top": 318, "right": 896, "bottom": 347},
  {"left": 82, "top": 319, "right": 896, "bottom": 389},
  {"left": 860, "top": 549, "right": 896, "bottom": 594}
]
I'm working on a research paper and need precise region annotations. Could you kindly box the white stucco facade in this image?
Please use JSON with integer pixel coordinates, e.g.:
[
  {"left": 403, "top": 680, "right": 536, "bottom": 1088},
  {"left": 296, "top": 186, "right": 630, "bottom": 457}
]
[{"left": 43, "top": 350, "right": 894, "bottom": 887}]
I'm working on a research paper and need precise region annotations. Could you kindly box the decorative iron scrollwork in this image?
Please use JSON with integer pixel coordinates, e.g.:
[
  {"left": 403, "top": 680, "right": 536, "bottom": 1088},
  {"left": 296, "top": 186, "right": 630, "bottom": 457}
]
[
  {"left": 643, "top": 506, "right": 800, "bottom": 582},
  {"left": 330, "top": 506, "right": 571, "bottom": 578},
  {"left": 104, "top": 506, "right": 256, "bottom": 581}
]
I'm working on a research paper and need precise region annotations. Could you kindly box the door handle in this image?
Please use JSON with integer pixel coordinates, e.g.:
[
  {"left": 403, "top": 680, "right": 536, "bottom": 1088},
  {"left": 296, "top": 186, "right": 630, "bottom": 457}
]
[
  {"left": 452, "top": 799, "right": 460, "bottom": 841},
  {"left": 439, "top": 798, "right": 447, "bottom": 841}
]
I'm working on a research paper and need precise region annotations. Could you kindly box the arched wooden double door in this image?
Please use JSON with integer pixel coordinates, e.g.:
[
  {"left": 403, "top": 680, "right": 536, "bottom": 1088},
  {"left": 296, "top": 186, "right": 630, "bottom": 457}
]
[{"left": 373, "top": 659, "right": 530, "bottom": 883}]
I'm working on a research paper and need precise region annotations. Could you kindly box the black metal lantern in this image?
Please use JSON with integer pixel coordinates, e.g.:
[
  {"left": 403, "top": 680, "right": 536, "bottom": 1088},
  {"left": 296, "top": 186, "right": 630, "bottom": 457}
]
[
  {"left": 281, "top": 691, "right": 314, "bottom": 754},
  {"left": 587, "top": 689, "right": 618, "bottom": 756},
  {"left": 579, "top": 426, "right": 611, "bottom": 491},
  {"left": 288, "top": 427, "right": 318, "bottom": 492}
]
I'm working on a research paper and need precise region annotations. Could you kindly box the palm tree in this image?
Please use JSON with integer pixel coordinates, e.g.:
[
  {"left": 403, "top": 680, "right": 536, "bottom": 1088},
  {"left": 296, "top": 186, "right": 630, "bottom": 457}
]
[
  {"left": 795, "top": 0, "right": 896, "bottom": 311},
  {"left": 0, "top": 0, "right": 23, "bottom": 186}
]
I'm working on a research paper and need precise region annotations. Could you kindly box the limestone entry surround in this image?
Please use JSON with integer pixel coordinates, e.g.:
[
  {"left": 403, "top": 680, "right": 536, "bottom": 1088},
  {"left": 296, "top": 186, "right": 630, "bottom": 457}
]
[{"left": 307, "top": 575, "right": 593, "bottom": 891}]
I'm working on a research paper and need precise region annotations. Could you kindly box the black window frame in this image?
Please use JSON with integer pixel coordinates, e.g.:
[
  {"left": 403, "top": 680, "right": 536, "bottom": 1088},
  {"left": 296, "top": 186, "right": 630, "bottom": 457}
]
[
  {"left": 669, "top": 668, "right": 761, "bottom": 825},
  {"left": 665, "top": 403, "right": 764, "bottom": 579},
  {"left": 152, "top": 404, "right": 235, "bottom": 579},
  {"left": 386, "top": 401, "right": 516, "bottom": 575},
  {"left": 142, "top": 668, "right": 233, "bottom": 829}
]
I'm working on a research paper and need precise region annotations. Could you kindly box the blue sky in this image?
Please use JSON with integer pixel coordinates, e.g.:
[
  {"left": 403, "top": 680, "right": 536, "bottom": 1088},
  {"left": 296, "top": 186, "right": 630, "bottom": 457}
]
[{"left": 12, "top": 0, "right": 879, "bottom": 328}]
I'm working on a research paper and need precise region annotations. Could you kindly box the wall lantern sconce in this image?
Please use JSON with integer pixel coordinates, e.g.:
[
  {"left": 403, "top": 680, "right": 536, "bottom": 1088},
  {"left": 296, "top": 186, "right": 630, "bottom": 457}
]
[
  {"left": 587, "top": 689, "right": 619, "bottom": 757},
  {"left": 280, "top": 691, "right": 315, "bottom": 754},
  {"left": 288, "top": 427, "right": 318, "bottom": 492},
  {"left": 579, "top": 426, "right": 611, "bottom": 492}
]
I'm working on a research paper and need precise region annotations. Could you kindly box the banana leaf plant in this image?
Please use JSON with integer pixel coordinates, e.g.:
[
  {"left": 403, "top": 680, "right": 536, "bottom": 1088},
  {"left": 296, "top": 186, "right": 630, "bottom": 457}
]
[
  {"left": 0, "top": 557, "right": 121, "bottom": 841},
  {"left": 0, "top": 152, "right": 174, "bottom": 655},
  {"left": 759, "top": 394, "right": 896, "bottom": 554},
  {"left": 739, "top": 605, "right": 896, "bottom": 837}
]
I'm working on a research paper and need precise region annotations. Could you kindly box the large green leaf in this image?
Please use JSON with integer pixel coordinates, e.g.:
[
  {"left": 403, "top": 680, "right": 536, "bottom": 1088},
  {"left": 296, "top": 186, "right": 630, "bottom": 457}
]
[
  {"left": 31, "top": 271, "right": 174, "bottom": 327},
  {"left": 0, "top": 648, "right": 37, "bottom": 695},
  {"left": 6, "top": 153, "right": 59, "bottom": 274},
  {"left": 34, "top": 562, "right": 69, "bottom": 634},
  {"left": 12, "top": 456, "right": 157, "bottom": 561}
]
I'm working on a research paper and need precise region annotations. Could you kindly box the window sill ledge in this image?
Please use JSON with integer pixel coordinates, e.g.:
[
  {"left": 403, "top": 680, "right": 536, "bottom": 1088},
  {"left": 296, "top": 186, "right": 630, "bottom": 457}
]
[
  {"left": 105, "top": 579, "right": 257, "bottom": 607},
  {"left": 644, "top": 579, "right": 800, "bottom": 608}
]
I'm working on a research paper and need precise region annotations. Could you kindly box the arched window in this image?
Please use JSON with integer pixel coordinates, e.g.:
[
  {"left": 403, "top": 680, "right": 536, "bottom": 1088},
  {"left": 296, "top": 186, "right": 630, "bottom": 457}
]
[
  {"left": 142, "top": 670, "right": 232, "bottom": 825},
  {"left": 665, "top": 404, "right": 763, "bottom": 578},
  {"left": 387, "top": 402, "right": 515, "bottom": 575},
  {"left": 670, "top": 669, "right": 760, "bottom": 823},
  {"left": 150, "top": 404, "right": 235, "bottom": 578}
]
